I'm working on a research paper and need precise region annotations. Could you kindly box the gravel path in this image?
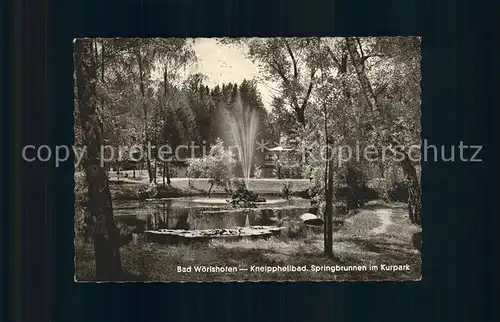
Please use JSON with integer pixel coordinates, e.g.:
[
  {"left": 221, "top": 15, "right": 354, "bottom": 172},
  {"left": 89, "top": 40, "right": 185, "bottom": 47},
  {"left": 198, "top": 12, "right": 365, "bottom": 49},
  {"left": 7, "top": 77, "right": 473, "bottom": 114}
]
[{"left": 371, "top": 209, "right": 393, "bottom": 234}]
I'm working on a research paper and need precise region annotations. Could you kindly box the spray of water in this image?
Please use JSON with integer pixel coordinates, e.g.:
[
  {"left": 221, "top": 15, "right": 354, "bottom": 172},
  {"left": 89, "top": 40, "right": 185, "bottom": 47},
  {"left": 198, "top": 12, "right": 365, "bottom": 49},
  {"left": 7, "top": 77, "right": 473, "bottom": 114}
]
[{"left": 228, "top": 96, "right": 259, "bottom": 189}]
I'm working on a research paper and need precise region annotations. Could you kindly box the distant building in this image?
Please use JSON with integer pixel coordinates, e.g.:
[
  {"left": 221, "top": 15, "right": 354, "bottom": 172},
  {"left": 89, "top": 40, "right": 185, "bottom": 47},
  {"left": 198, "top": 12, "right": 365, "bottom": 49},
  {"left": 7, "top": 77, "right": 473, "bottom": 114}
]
[{"left": 261, "top": 145, "right": 295, "bottom": 177}]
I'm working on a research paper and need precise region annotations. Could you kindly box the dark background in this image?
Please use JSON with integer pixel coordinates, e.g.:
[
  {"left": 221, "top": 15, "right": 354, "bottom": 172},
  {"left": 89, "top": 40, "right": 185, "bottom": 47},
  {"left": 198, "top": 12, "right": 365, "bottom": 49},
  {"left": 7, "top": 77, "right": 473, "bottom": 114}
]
[{"left": 2, "top": 0, "right": 497, "bottom": 321}]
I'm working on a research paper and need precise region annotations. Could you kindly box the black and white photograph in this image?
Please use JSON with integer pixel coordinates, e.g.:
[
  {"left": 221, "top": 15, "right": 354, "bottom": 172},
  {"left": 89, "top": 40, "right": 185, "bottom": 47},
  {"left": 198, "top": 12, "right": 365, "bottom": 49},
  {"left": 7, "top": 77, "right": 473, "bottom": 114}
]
[{"left": 73, "top": 37, "right": 422, "bottom": 282}]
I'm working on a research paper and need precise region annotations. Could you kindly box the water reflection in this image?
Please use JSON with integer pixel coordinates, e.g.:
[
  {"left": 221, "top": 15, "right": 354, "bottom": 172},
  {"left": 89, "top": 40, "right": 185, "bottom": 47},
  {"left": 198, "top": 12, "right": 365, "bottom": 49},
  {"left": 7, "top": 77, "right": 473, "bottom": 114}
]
[
  {"left": 112, "top": 197, "right": 311, "bottom": 232},
  {"left": 174, "top": 210, "right": 190, "bottom": 230}
]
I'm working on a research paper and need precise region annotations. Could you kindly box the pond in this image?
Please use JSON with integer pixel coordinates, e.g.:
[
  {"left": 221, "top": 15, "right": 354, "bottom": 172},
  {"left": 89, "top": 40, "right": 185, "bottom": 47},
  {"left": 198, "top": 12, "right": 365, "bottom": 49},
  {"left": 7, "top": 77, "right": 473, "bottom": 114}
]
[{"left": 109, "top": 197, "right": 313, "bottom": 232}]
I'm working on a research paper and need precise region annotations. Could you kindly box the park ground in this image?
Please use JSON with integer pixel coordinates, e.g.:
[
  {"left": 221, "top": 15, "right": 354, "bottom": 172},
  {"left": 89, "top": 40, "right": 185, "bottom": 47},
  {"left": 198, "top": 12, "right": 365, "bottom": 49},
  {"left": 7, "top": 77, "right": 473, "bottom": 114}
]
[
  {"left": 75, "top": 199, "right": 421, "bottom": 282},
  {"left": 105, "top": 170, "right": 311, "bottom": 196}
]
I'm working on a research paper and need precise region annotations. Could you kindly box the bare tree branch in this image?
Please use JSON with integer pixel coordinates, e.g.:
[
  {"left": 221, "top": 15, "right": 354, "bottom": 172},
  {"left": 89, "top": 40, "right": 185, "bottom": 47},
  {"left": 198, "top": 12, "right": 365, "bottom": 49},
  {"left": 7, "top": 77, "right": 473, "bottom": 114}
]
[
  {"left": 326, "top": 46, "right": 341, "bottom": 69},
  {"left": 300, "top": 68, "right": 317, "bottom": 110},
  {"left": 268, "top": 59, "right": 300, "bottom": 110},
  {"left": 356, "top": 37, "right": 365, "bottom": 58},
  {"left": 284, "top": 40, "right": 298, "bottom": 80}
]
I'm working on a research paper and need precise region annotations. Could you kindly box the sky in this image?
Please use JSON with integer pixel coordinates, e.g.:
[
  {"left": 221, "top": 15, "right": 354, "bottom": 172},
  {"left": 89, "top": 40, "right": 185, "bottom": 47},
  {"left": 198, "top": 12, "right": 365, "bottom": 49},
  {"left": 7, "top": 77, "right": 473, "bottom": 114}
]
[{"left": 187, "top": 38, "right": 274, "bottom": 108}]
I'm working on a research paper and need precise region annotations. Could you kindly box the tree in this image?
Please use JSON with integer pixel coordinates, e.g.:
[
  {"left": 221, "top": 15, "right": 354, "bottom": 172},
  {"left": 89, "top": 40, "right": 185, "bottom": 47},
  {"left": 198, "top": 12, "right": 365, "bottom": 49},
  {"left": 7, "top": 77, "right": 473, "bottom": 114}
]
[
  {"left": 268, "top": 97, "right": 297, "bottom": 142},
  {"left": 154, "top": 39, "right": 197, "bottom": 186},
  {"left": 97, "top": 38, "right": 196, "bottom": 184},
  {"left": 76, "top": 39, "right": 144, "bottom": 176},
  {"left": 227, "top": 38, "right": 342, "bottom": 255},
  {"left": 301, "top": 38, "right": 369, "bottom": 255},
  {"left": 184, "top": 73, "right": 215, "bottom": 149},
  {"left": 186, "top": 138, "right": 235, "bottom": 197},
  {"left": 345, "top": 37, "right": 421, "bottom": 227},
  {"left": 134, "top": 42, "right": 155, "bottom": 182},
  {"left": 74, "top": 39, "right": 123, "bottom": 279},
  {"left": 220, "top": 38, "right": 323, "bottom": 127},
  {"left": 158, "top": 89, "right": 197, "bottom": 186}
]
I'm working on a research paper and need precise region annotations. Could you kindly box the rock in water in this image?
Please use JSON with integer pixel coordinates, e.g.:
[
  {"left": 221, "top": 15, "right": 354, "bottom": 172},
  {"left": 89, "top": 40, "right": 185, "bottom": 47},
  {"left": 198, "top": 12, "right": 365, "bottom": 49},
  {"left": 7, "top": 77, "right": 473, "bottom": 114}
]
[
  {"left": 256, "top": 196, "right": 266, "bottom": 202},
  {"left": 300, "top": 213, "right": 323, "bottom": 226}
]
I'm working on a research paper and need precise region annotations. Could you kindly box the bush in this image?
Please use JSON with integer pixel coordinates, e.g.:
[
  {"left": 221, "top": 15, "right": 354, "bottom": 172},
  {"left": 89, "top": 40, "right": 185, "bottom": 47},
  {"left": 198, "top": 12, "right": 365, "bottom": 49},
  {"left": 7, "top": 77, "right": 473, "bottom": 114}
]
[
  {"left": 274, "top": 163, "right": 303, "bottom": 179},
  {"left": 137, "top": 183, "right": 158, "bottom": 200},
  {"left": 366, "top": 178, "right": 391, "bottom": 201},
  {"left": 253, "top": 165, "right": 262, "bottom": 178},
  {"left": 335, "top": 166, "right": 368, "bottom": 210},
  {"left": 364, "top": 177, "right": 410, "bottom": 203},
  {"left": 187, "top": 138, "right": 234, "bottom": 197},
  {"left": 229, "top": 183, "right": 265, "bottom": 208},
  {"left": 303, "top": 163, "right": 327, "bottom": 204},
  {"left": 115, "top": 221, "right": 137, "bottom": 246},
  {"left": 359, "top": 186, "right": 379, "bottom": 201},
  {"left": 158, "top": 163, "right": 181, "bottom": 178},
  {"left": 281, "top": 181, "right": 292, "bottom": 200},
  {"left": 388, "top": 181, "right": 409, "bottom": 202},
  {"left": 186, "top": 157, "right": 206, "bottom": 178},
  {"left": 156, "top": 186, "right": 183, "bottom": 198},
  {"left": 304, "top": 163, "right": 379, "bottom": 210}
]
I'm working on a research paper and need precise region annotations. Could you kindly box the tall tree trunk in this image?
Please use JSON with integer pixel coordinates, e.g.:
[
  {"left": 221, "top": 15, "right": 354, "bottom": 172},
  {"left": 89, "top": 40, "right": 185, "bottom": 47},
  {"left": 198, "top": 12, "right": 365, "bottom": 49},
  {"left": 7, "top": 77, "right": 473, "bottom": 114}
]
[
  {"left": 165, "top": 161, "right": 171, "bottom": 186},
  {"left": 323, "top": 165, "right": 328, "bottom": 251},
  {"left": 152, "top": 108, "right": 158, "bottom": 184},
  {"left": 208, "top": 182, "right": 214, "bottom": 198},
  {"left": 74, "top": 39, "right": 123, "bottom": 280},
  {"left": 153, "top": 160, "right": 157, "bottom": 184},
  {"left": 345, "top": 37, "right": 421, "bottom": 227},
  {"left": 162, "top": 162, "right": 166, "bottom": 188},
  {"left": 137, "top": 48, "right": 153, "bottom": 183},
  {"left": 323, "top": 108, "right": 329, "bottom": 253},
  {"left": 325, "top": 145, "right": 334, "bottom": 256},
  {"left": 100, "top": 40, "right": 105, "bottom": 83},
  {"left": 162, "top": 66, "right": 172, "bottom": 187},
  {"left": 161, "top": 138, "right": 172, "bottom": 187}
]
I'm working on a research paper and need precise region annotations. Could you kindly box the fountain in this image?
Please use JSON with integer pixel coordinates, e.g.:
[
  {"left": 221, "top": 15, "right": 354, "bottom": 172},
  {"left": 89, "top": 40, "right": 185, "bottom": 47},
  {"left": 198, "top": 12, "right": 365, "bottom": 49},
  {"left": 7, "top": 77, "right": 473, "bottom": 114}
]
[
  {"left": 228, "top": 96, "right": 259, "bottom": 189},
  {"left": 119, "top": 97, "right": 308, "bottom": 245}
]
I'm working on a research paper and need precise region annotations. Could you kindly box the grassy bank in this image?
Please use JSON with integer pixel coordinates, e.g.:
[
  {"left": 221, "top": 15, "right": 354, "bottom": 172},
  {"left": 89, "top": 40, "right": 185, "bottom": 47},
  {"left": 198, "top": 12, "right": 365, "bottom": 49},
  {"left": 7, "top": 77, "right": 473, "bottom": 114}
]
[
  {"left": 75, "top": 202, "right": 421, "bottom": 282},
  {"left": 108, "top": 176, "right": 311, "bottom": 200}
]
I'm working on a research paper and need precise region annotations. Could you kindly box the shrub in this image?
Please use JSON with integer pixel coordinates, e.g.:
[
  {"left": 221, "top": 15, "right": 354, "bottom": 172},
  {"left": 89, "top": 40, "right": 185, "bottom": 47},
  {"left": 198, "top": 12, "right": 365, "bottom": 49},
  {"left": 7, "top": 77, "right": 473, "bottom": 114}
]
[
  {"left": 187, "top": 138, "right": 235, "bottom": 197},
  {"left": 366, "top": 178, "right": 391, "bottom": 201},
  {"left": 229, "top": 184, "right": 265, "bottom": 208},
  {"left": 137, "top": 183, "right": 158, "bottom": 200},
  {"left": 364, "top": 177, "right": 410, "bottom": 203},
  {"left": 281, "top": 181, "right": 292, "bottom": 200},
  {"left": 388, "top": 181, "right": 409, "bottom": 202},
  {"left": 272, "top": 150, "right": 303, "bottom": 179},
  {"left": 274, "top": 163, "right": 303, "bottom": 179},
  {"left": 359, "top": 185, "right": 379, "bottom": 201},
  {"left": 335, "top": 166, "right": 368, "bottom": 210},
  {"left": 304, "top": 163, "right": 374, "bottom": 210},
  {"left": 303, "top": 163, "right": 327, "bottom": 204},
  {"left": 186, "top": 157, "right": 205, "bottom": 178},
  {"left": 253, "top": 165, "right": 262, "bottom": 178},
  {"left": 115, "top": 221, "right": 137, "bottom": 246}
]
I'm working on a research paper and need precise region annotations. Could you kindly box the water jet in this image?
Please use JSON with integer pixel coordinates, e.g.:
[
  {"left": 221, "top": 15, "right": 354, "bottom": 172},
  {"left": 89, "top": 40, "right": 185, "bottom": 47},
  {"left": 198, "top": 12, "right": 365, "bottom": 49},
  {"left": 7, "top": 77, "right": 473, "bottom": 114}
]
[{"left": 228, "top": 96, "right": 259, "bottom": 189}]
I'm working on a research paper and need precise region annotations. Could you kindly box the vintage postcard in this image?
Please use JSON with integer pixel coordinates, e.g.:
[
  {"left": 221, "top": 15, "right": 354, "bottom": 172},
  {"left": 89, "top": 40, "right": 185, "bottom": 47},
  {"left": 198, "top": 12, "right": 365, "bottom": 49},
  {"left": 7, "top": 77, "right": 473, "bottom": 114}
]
[{"left": 73, "top": 37, "right": 422, "bottom": 282}]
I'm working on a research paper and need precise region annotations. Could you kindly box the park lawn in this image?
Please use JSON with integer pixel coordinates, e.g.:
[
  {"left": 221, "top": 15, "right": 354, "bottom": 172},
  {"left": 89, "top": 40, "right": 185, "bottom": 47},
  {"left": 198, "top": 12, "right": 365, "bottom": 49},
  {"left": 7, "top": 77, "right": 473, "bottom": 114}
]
[
  {"left": 75, "top": 202, "right": 421, "bottom": 282},
  {"left": 107, "top": 173, "right": 311, "bottom": 199}
]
